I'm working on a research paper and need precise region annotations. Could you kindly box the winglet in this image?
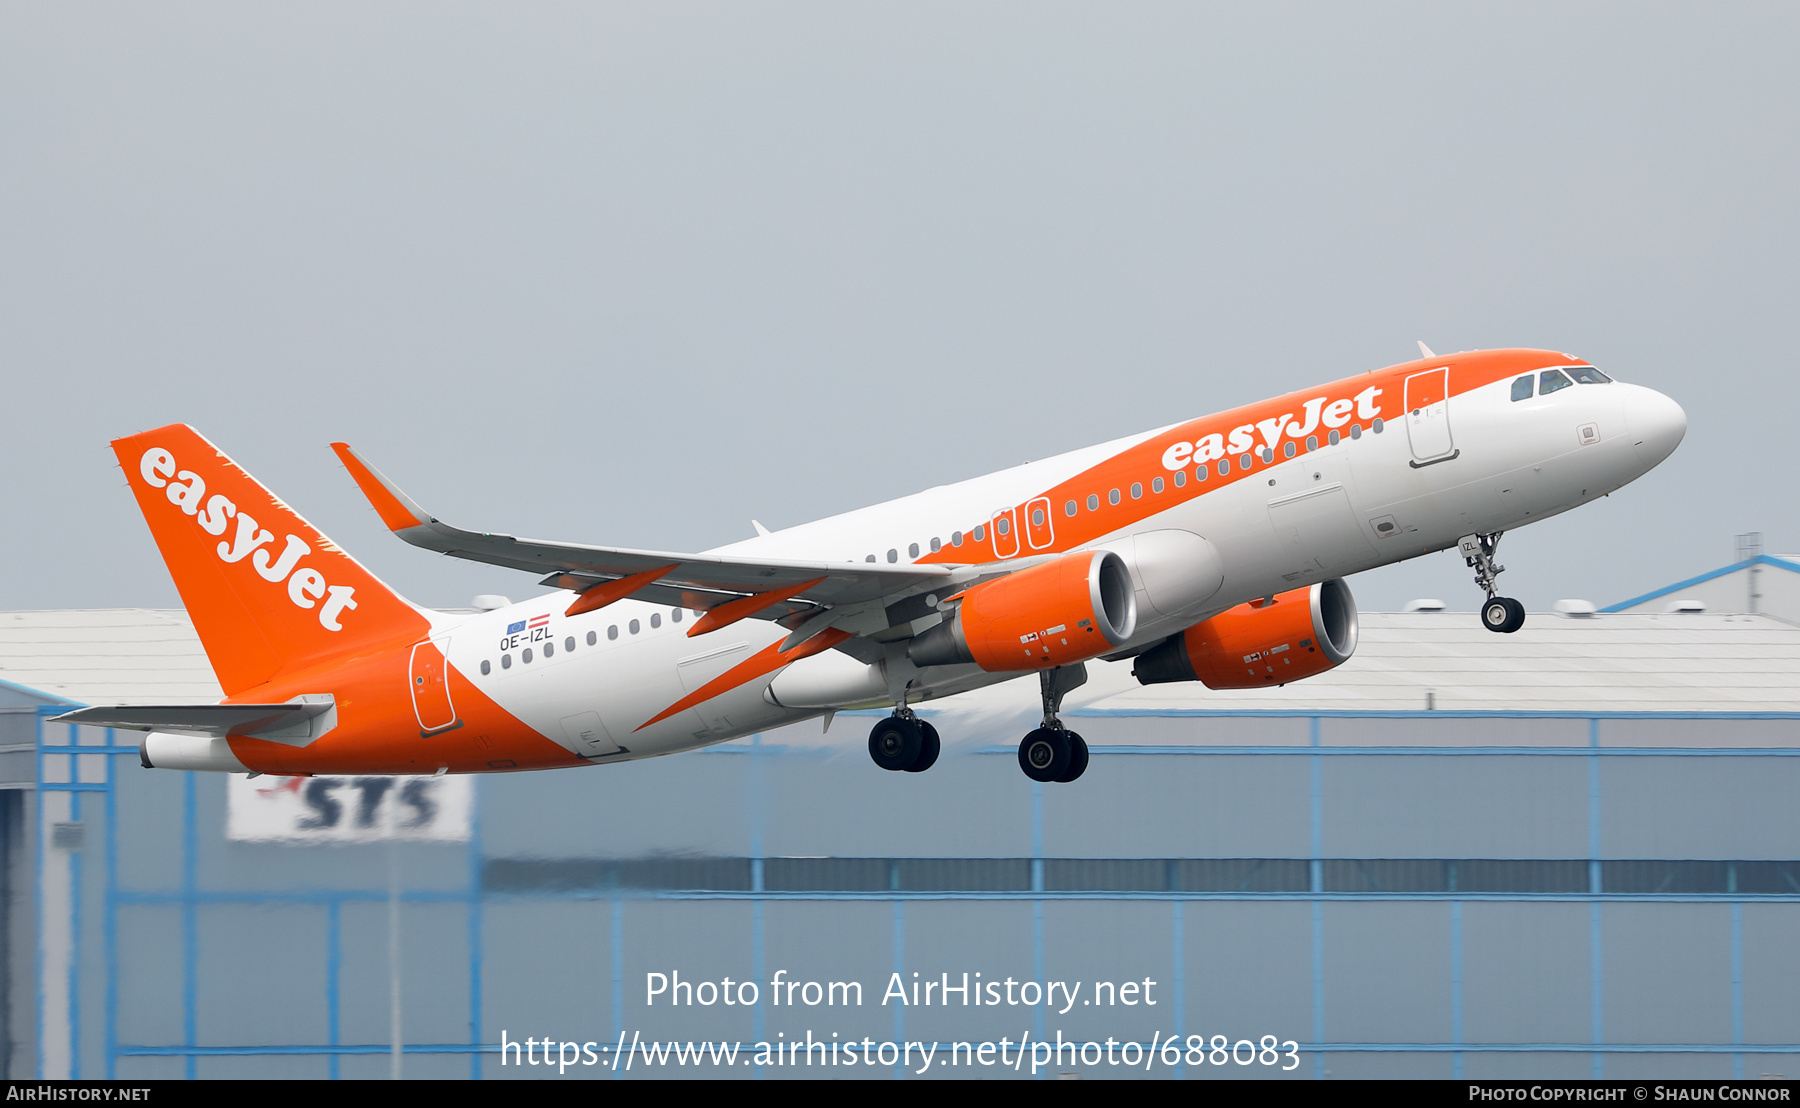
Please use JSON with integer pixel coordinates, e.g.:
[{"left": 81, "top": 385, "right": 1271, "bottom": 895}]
[
  {"left": 329, "top": 442, "right": 434, "bottom": 532},
  {"left": 1417, "top": 340, "right": 1436, "bottom": 358}
]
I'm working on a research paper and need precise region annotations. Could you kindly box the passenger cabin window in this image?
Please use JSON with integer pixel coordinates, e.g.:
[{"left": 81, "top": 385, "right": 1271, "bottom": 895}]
[
  {"left": 566, "top": 636, "right": 576, "bottom": 651},
  {"left": 1284, "top": 442, "right": 1296, "bottom": 458},
  {"left": 1349, "top": 424, "right": 1362, "bottom": 440},
  {"left": 1108, "top": 489, "right": 1121, "bottom": 505},
  {"left": 480, "top": 660, "right": 491, "bottom": 675},
  {"left": 650, "top": 613, "right": 661, "bottom": 629},
  {"left": 1372, "top": 418, "right": 1384, "bottom": 433},
  {"left": 1193, "top": 466, "right": 1205, "bottom": 482},
  {"left": 951, "top": 531, "right": 963, "bottom": 546},
  {"left": 1064, "top": 500, "right": 1077, "bottom": 517},
  {"left": 522, "top": 648, "right": 533, "bottom": 664},
  {"left": 1151, "top": 477, "right": 1164, "bottom": 493},
  {"left": 1306, "top": 435, "right": 1318, "bottom": 452},
  {"left": 629, "top": 619, "right": 640, "bottom": 635},
  {"left": 1539, "top": 369, "right": 1574, "bottom": 395},
  {"left": 543, "top": 641, "right": 553, "bottom": 657},
  {"left": 909, "top": 542, "right": 920, "bottom": 558},
  {"left": 887, "top": 548, "right": 898, "bottom": 562},
  {"left": 1569, "top": 366, "right": 1612, "bottom": 384},
  {"left": 670, "top": 608, "right": 682, "bottom": 623},
  {"left": 1087, "top": 494, "right": 1099, "bottom": 511},
  {"left": 1174, "top": 470, "right": 1187, "bottom": 487},
  {"left": 501, "top": 654, "right": 511, "bottom": 669},
  {"left": 587, "top": 631, "right": 598, "bottom": 645},
  {"left": 608, "top": 625, "right": 618, "bottom": 640},
  {"left": 1328, "top": 429, "right": 1340, "bottom": 446},
  {"left": 973, "top": 525, "right": 986, "bottom": 541},
  {"left": 1217, "top": 459, "right": 1230, "bottom": 476},
  {"left": 930, "top": 537, "right": 942, "bottom": 551},
  {"left": 865, "top": 554, "right": 876, "bottom": 563},
  {"left": 1129, "top": 483, "right": 1142, "bottom": 499},
  {"left": 1238, "top": 454, "right": 1252, "bottom": 470}
]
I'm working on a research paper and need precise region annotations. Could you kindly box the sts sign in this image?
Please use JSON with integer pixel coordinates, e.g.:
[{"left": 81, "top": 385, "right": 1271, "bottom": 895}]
[{"left": 227, "top": 773, "right": 472, "bottom": 843}]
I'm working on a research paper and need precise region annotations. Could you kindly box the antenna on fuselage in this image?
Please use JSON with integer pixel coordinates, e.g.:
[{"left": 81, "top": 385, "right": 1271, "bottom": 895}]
[{"left": 1417, "top": 341, "right": 1436, "bottom": 358}]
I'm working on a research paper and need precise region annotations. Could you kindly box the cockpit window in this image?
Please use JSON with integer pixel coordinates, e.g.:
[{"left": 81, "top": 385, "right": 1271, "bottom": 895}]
[
  {"left": 1511, "top": 375, "right": 1533, "bottom": 402},
  {"left": 1568, "top": 365, "right": 1612, "bottom": 384},
  {"left": 1539, "top": 369, "right": 1574, "bottom": 395}
]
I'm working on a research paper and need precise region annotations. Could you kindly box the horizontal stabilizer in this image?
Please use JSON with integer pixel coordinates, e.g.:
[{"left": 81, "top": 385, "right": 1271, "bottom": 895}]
[{"left": 52, "top": 703, "right": 332, "bottom": 738}]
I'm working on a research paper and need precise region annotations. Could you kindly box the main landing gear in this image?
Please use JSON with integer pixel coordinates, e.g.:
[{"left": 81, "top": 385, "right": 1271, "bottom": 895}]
[
  {"left": 868, "top": 704, "right": 940, "bottom": 774},
  {"left": 1461, "top": 532, "right": 1525, "bottom": 634},
  {"left": 1017, "top": 666, "right": 1089, "bottom": 784}
]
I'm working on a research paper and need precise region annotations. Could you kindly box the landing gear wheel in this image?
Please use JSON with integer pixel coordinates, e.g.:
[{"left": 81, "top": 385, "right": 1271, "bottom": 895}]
[
  {"left": 869, "top": 716, "right": 923, "bottom": 771},
  {"left": 1481, "top": 596, "right": 1525, "bottom": 634},
  {"left": 1055, "top": 732, "right": 1089, "bottom": 783},
  {"left": 1481, "top": 597, "right": 1509, "bottom": 631},
  {"left": 1499, "top": 597, "right": 1525, "bottom": 633},
  {"left": 905, "top": 721, "right": 940, "bottom": 773},
  {"left": 1018, "top": 727, "right": 1072, "bottom": 783}
]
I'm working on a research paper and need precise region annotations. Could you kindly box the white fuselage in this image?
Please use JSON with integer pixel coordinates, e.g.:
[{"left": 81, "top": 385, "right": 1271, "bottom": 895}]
[{"left": 438, "top": 371, "right": 1682, "bottom": 763}]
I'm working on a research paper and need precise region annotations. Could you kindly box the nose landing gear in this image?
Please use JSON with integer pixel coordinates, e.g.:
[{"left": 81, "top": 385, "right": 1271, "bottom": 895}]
[
  {"left": 1017, "top": 666, "right": 1090, "bottom": 783},
  {"left": 1462, "top": 532, "right": 1525, "bottom": 634}
]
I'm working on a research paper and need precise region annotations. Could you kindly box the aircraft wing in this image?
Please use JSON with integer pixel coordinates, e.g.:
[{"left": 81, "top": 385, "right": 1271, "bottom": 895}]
[
  {"left": 52, "top": 703, "right": 331, "bottom": 737},
  {"left": 329, "top": 443, "right": 956, "bottom": 631}
]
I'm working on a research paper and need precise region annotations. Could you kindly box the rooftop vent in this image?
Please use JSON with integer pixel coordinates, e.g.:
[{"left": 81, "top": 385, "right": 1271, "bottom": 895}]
[
  {"left": 1552, "top": 599, "right": 1597, "bottom": 618},
  {"left": 1665, "top": 599, "right": 1706, "bottom": 614},
  {"left": 1403, "top": 599, "right": 1447, "bottom": 613},
  {"left": 472, "top": 595, "right": 512, "bottom": 611}
]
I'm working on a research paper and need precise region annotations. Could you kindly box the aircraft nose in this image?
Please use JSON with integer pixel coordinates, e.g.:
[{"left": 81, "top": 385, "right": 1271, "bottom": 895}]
[{"left": 1622, "top": 385, "right": 1687, "bottom": 470}]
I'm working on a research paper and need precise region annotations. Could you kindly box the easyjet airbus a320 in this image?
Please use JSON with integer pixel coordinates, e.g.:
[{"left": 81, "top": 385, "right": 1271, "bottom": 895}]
[{"left": 61, "top": 347, "right": 1685, "bottom": 783}]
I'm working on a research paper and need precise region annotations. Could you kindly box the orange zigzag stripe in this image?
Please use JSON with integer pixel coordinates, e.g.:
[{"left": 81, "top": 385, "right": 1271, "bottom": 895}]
[{"left": 636, "top": 628, "right": 855, "bottom": 731}]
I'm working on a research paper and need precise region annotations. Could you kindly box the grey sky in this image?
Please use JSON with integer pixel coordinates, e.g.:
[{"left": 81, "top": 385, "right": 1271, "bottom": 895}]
[{"left": 2, "top": 3, "right": 1794, "bottom": 615}]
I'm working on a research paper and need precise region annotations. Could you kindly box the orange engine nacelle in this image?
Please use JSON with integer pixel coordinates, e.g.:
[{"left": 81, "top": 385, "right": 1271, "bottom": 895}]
[
  {"left": 1132, "top": 579, "right": 1358, "bottom": 689},
  {"left": 908, "top": 549, "right": 1138, "bottom": 672}
]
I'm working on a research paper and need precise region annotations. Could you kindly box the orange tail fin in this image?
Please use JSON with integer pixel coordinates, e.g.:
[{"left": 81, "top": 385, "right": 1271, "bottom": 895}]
[{"left": 111, "top": 425, "right": 430, "bottom": 696}]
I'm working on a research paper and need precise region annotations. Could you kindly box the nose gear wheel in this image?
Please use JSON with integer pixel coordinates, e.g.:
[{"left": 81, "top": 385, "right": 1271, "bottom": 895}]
[{"left": 1482, "top": 596, "right": 1525, "bottom": 634}]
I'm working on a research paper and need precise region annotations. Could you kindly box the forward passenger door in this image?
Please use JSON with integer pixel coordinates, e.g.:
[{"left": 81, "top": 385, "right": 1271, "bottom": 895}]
[{"left": 1404, "top": 367, "right": 1456, "bottom": 465}]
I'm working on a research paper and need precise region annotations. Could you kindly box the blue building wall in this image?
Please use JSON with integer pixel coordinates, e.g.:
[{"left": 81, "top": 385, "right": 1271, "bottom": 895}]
[{"left": 30, "top": 708, "right": 1800, "bottom": 1080}]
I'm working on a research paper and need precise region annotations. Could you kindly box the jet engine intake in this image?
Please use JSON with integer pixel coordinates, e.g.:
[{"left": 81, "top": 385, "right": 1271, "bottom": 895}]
[
  {"left": 909, "top": 549, "right": 1136, "bottom": 672},
  {"left": 1133, "top": 578, "right": 1358, "bottom": 689}
]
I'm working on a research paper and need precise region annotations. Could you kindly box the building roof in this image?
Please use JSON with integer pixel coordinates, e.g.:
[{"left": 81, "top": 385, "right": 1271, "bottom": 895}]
[
  {"left": 2, "top": 606, "right": 1797, "bottom": 717},
  {"left": 1078, "top": 609, "right": 1800, "bottom": 715},
  {"left": 0, "top": 609, "right": 221, "bottom": 706},
  {"left": 1602, "top": 554, "right": 1800, "bottom": 625}
]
